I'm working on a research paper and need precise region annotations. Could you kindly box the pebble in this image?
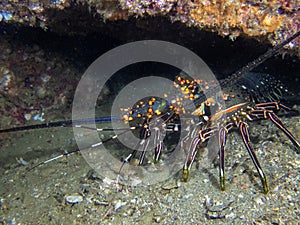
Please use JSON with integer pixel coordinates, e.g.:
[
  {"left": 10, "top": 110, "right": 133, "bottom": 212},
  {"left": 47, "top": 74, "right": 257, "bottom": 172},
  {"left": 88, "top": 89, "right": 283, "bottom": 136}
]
[
  {"left": 114, "top": 200, "right": 127, "bottom": 211},
  {"left": 161, "top": 181, "right": 179, "bottom": 190},
  {"left": 40, "top": 73, "right": 51, "bottom": 83},
  {"left": 254, "top": 196, "right": 265, "bottom": 205},
  {"left": 33, "top": 112, "right": 45, "bottom": 122},
  {"left": 36, "top": 86, "right": 46, "bottom": 98},
  {"left": 153, "top": 215, "right": 161, "bottom": 223},
  {"left": 24, "top": 113, "right": 32, "bottom": 121},
  {"left": 16, "top": 157, "right": 28, "bottom": 166},
  {"left": 65, "top": 195, "right": 83, "bottom": 204}
]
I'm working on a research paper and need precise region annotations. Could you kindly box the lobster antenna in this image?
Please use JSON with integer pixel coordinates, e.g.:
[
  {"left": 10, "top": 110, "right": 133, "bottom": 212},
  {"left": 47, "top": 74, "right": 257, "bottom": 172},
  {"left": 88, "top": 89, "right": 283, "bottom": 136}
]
[
  {"left": 221, "top": 31, "right": 300, "bottom": 86},
  {"left": 193, "top": 31, "right": 300, "bottom": 106},
  {"left": 0, "top": 120, "right": 73, "bottom": 133},
  {"left": 0, "top": 116, "right": 120, "bottom": 133}
]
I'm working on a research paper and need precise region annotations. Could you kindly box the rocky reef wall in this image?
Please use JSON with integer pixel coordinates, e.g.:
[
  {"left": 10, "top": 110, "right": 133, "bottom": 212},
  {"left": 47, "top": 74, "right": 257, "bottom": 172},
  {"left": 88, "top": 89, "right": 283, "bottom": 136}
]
[{"left": 0, "top": 0, "right": 299, "bottom": 54}]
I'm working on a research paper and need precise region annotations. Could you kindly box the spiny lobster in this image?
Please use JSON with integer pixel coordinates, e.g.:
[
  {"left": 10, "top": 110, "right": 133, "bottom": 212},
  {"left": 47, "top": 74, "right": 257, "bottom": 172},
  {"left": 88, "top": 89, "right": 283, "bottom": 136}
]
[
  {"left": 1, "top": 31, "right": 299, "bottom": 194},
  {"left": 178, "top": 72, "right": 300, "bottom": 194}
]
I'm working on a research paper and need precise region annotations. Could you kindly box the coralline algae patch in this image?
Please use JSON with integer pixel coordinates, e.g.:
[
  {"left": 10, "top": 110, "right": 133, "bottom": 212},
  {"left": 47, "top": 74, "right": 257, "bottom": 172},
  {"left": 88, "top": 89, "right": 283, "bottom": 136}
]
[
  {"left": 122, "top": 0, "right": 300, "bottom": 49},
  {"left": 189, "top": 1, "right": 283, "bottom": 36},
  {"left": 186, "top": 1, "right": 299, "bottom": 44}
]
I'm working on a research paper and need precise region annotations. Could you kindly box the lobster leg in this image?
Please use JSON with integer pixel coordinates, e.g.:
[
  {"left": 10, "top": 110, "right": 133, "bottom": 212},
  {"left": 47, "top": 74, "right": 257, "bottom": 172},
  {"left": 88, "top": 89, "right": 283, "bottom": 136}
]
[
  {"left": 153, "top": 127, "right": 163, "bottom": 163},
  {"left": 218, "top": 127, "right": 226, "bottom": 191},
  {"left": 182, "top": 137, "right": 203, "bottom": 182},
  {"left": 267, "top": 111, "right": 300, "bottom": 152},
  {"left": 239, "top": 122, "right": 269, "bottom": 194},
  {"left": 250, "top": 102, "right": 300, "bottom": 152},
  {"left": 137, "top": 120, "right": 152, "bottom": 165},
  {"left": 182, "top": 136, "right": 201, "bottom": 181},
  {"left": 139, "top": 121, "right": 166, "bottom": 164},
  {"left": 138, "top": 138, "right": 151, "bottom": 165},
  {"left": 182, "top": 127, "right": 217, "bottom": 181},
  {"left": 218, "top": 123, "right": 234, "bottom": 191}
]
